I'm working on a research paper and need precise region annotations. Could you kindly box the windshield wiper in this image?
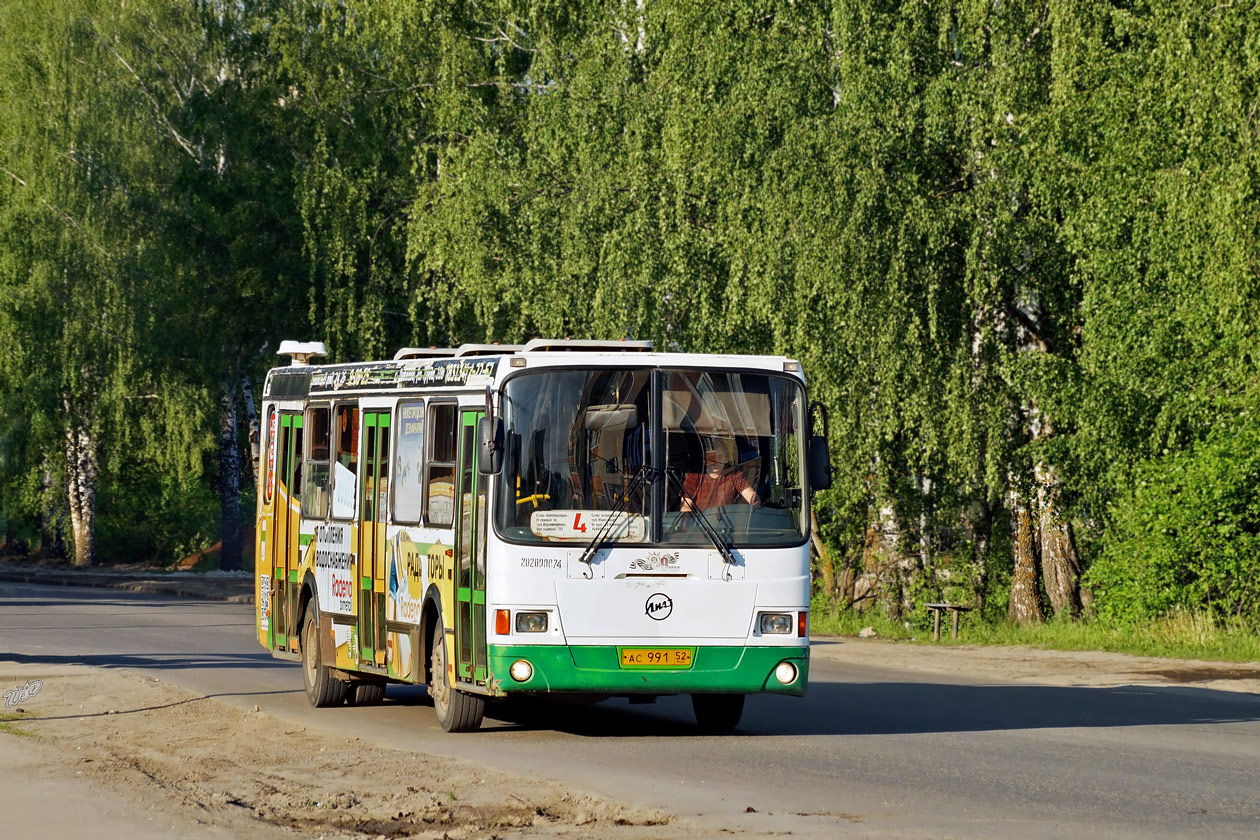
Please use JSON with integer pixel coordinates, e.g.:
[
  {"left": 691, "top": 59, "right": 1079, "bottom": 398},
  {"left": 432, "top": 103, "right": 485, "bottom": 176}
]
[
  {"left": 666, "top": 468, "right": 738, "bottom": 567},
  {"left": 576, "top": 465, "right": 653, "bottom": 569}
]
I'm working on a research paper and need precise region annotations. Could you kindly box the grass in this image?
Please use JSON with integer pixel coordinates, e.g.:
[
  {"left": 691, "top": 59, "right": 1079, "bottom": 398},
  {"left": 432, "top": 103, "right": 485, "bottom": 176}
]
[
  {"left": 0, "top": 713, "right": 34, "bottom": 737},
  {"left": 810, "top": 596, "right": 1260, "bottom": 663}
]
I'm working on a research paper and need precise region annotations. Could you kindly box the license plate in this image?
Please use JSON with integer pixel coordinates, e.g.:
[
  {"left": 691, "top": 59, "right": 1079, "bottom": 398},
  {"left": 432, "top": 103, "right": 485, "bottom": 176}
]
[{"left": 619, "top": 648, "right": 695, "bottom": 669}]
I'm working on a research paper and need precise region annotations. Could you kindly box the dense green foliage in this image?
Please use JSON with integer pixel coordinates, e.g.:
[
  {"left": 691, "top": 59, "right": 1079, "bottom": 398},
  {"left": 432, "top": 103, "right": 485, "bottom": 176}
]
[
  {"left": 1, "top": 0, "right": 1257, "bottom": 627},
  {"left": 1088, "top": 423, "right": 1260, "bottom": 623}
]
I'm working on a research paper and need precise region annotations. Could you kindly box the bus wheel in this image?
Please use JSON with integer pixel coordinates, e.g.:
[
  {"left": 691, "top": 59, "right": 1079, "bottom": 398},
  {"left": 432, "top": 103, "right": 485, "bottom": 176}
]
[
  {"left": 347, "top": 681, "right": 386, "bottom": 706},
  {"left": 430, "top": 626, "right": 484, "bottom": 732},
  {"left": 301, "top": 611, "right": 347, "bottom": 708},
  {"left": 691, "top": 693, "right": 745, "bottom": 732}
]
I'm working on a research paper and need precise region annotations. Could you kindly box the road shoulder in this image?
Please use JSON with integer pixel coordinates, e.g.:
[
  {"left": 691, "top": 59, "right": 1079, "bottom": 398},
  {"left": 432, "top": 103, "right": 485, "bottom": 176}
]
[{"left": 811, "top": 636, "right": 1260, "bottom": 696}]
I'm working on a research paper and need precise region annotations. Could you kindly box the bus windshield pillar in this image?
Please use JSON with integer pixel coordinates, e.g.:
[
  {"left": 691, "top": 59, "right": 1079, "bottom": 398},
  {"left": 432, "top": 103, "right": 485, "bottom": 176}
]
[{"left": 649, "top": 369, "right": 664, "bottom": 543}]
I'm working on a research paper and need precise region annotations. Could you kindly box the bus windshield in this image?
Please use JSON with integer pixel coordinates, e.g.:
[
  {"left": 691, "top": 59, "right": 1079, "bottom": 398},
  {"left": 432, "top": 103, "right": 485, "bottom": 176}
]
[{"left": 495, "top": 368, "right": 807, "bottom": 547}]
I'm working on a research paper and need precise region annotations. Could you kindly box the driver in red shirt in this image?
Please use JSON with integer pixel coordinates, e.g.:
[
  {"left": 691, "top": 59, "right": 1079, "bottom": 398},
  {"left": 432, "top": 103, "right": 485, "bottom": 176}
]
[{"left": 680, "top": 438, "right": 761, "bottom": 511}]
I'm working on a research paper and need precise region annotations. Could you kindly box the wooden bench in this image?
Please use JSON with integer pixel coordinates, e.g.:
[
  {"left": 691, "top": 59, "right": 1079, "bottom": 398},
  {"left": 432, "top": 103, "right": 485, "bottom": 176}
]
[{"left": 924, "top": 603, "right": 974, "bottom": 641}]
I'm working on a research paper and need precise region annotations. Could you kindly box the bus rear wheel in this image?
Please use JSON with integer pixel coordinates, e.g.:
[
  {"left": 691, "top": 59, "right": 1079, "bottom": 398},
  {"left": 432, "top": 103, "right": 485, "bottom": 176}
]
[
  {"left": 347, "top": 681, "right": 386, "bottom": 706},
  {"left": 302, "top": 611, "right": 347, "bottom": 708},
  {"left": 430, "top": 626, "right": 484, "bottom": 732},
  {"left": 691, "top": 693, "right": 744, "bottom": 732}
]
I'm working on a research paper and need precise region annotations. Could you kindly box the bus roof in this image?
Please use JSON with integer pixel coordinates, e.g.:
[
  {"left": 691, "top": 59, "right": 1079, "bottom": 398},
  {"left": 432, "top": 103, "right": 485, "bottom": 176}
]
[{"left": 262, "top": 339, "right": 803, "bottom": 401}]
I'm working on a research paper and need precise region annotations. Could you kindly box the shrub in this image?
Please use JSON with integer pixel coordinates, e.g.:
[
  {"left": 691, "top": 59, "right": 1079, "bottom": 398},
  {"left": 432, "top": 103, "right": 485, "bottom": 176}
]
[{"left": 1087, "top": 422, "right": 1260, "bottom": 626}]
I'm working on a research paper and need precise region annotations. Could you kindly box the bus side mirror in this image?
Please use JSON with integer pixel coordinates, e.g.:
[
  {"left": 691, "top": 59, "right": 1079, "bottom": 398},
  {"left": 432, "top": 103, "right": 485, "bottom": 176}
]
[
  {"left": 478, "top": 416, "right": 504, "bottom": 475},
  {"left": 808, "top": 401, "right": 832, "bottom": 491},
  {"left": 808, "top": 435, "right": 832, "bottom": 491}
]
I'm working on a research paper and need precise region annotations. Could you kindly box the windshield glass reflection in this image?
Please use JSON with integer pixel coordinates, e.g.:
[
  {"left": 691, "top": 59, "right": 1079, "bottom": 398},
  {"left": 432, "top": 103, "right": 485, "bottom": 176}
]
[{"left": 496, "top": 368, "right": 806, "bottom": 547}]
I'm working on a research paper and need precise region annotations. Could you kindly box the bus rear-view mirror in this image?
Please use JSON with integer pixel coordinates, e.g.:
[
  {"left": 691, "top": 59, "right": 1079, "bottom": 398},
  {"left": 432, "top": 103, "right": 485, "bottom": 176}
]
[
  {"left": 807, "top": 401, "right": 832, "bottom": 491},
  {"left": 478, "top": 416, "right": 504, "bottom": 475},
  {"left": 808, "top": 435, "right": 832, "bottom": 492}
]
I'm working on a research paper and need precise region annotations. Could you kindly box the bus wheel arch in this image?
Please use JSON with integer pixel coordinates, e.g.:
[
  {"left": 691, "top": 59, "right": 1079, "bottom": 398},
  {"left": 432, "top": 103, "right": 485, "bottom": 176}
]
[
  {"left": 297, "top": 572, "right": 318, "bottom": 641},
  {"left": 421, "top": 587, "right": 443, "bottom": 686}
]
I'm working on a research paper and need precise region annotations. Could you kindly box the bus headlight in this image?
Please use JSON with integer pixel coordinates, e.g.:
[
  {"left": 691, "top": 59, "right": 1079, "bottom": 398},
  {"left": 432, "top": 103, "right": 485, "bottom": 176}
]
[
  {"left": 510, "top": 659, "right": 533, "bottom": 682},
  {"left": 759, "top": 613, "right": 793, "bottom": 635},
  {"left": 774, "top": 661, "right": 798, "bottom": 685},
  {"left": 515, "top": 612, "right": 548, "bottom": 633}
]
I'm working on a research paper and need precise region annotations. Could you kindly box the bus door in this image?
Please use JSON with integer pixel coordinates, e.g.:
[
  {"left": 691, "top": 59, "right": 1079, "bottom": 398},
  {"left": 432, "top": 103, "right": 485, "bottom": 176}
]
[
  {"left": 454, "top": 410, "right": 488, "bottom": 684},
  {"left": 271, "top": 411, "right": 303, "bottom": 652},
  {"left": 357, "top": 410, "right": 391, "bottom": 667}
]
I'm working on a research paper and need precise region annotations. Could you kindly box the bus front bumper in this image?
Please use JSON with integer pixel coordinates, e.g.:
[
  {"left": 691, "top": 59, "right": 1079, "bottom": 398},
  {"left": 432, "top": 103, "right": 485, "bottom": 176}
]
[{"left": 488, "top": 644, "right": 809, "bottom": 696}]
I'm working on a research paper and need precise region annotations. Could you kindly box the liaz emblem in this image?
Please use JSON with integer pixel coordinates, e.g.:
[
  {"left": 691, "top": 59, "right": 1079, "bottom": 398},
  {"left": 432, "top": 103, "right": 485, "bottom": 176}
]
[
  {"left": 645, "top": 593, "right": 674, "bottom": 621},
  {"left": 629, "top": 551, "right": 680, "bottom": 572}
]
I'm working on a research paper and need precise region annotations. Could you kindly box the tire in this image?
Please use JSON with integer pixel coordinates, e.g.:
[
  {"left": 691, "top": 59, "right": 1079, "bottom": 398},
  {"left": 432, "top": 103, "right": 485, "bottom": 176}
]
[
  {"left": 691, "top": 693, "right": 744, "bottom": 732},
  {"left": 302, "top": 609, "right": 347, "bottom": 708},
  {"left": 346, "top": 681, "right": 386, "bottom": 706},
  {"left": 429, "top": 625, "right": 485, "bottom": 732}
]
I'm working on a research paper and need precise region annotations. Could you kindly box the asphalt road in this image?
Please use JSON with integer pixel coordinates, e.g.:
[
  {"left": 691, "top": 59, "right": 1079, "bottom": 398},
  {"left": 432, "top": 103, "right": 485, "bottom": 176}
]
[{"left": 3, "top": 581, "right": 1258, "bottom": 838}]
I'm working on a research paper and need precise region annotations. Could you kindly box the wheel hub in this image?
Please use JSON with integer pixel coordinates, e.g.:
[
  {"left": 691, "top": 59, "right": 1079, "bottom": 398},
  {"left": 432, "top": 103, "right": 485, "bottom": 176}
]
[
  {"left": 303, "top": 619, "right": 317, "bottom": 686},
  {"left": 431, "top": 638, "right": 449, "bottom": 713}
]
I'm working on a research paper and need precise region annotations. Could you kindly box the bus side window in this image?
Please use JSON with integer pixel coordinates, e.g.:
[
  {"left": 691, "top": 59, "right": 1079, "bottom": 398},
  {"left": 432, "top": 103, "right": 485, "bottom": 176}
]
[
  {"left": 361, "top": 411, "right": 391, "bottom": 523},
  {"left": 302, "top": 405, "right": 331, "bottom": 518},
  {"left": 425, "top": 403, "right": 456, "bottom": 527},
  {"left": 281, "top": 419, "right": 303, "bottom": 501},
  {"left": 393, "top": 400, "right": 425, "bottom": 524},
  {"left": 331, "top": 404, "right": 359, "bottom": 519}
]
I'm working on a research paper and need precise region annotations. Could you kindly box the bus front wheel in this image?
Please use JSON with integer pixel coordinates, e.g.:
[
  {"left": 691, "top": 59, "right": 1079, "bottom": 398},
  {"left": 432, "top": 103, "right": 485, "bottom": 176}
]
[
  {"left": 691, "top": 693, "right": 745, "bottom": 732},
  {"left": 302, "top": 611, "right": 347, "bottom": 708},
  {"left": 429, "top": 626, "right": 485, "bottom": 732}
]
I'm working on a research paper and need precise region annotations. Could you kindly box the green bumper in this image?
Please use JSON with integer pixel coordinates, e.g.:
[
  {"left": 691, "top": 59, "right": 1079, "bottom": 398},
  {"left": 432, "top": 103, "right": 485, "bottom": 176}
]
[{"left": 489, "top": 644, "right": 809, "bottom": 696}]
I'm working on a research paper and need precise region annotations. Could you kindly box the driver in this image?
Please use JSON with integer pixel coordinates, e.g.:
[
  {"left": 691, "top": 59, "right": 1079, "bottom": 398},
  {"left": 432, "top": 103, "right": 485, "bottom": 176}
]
[{"left": 680, "top": 437, "right": 761, "bottom": 512}]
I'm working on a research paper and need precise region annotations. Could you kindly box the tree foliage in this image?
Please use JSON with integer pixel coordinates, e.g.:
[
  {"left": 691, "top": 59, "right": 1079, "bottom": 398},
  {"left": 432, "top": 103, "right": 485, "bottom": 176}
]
[{"left": 0, "top": 0, "right": 1257, "bottom": 626}]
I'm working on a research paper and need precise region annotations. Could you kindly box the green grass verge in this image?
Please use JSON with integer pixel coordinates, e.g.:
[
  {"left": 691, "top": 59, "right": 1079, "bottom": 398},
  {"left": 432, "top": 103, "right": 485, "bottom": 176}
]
[
  {"left": 810, "top": 596, "right": 1260, "bottom": 663},
  {"left": 0, "top": 713, "right": 34, "bottom": 737}
]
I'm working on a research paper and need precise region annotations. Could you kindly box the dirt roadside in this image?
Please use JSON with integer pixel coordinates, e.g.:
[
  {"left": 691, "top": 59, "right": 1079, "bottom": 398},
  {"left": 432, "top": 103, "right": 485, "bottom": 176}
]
[{"left": 0, "top": 662, "right": 681, "bottom": 840}]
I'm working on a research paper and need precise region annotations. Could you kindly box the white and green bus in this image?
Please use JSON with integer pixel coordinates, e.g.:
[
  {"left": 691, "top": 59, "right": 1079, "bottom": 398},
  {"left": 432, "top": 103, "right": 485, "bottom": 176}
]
[{"left": 256, "top": 338, "right": 831, "bottom": 732}]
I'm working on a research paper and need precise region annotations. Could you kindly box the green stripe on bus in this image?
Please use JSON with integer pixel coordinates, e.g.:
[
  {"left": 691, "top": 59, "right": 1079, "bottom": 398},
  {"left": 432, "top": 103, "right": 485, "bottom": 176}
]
[
  {"left": 298, "top": 533, "right": 313, "bottom": 547},
  {"left": 362, "top": 576, "right": 373, "bottom": 590},
  {"left": 487, "top": 644, "right": 809, "bottom": 696}
]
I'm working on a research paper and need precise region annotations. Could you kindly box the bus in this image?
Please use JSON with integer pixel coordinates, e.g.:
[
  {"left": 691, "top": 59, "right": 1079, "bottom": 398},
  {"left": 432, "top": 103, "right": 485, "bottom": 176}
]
[{"left": 255, "top": 338, "right": 831, "bottom": 732}]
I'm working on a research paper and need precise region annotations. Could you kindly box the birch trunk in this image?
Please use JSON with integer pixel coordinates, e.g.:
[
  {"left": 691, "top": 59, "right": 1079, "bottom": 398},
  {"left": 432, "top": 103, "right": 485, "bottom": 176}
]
[
  {"left": 1007, "top": 489, "right": 1044, "bottom": 624},
  {"left": 964, "top": 500, "right": 992, "bottom": 613},
  {"left": 240, "top": 373, "right": 261, "bottom": 494},
  {"left": 218, "top": 378, "right": 242, "bottom": 571},
  {"left": 811, "top": 507, "right": 835, "bottom": 598},
  {"left": 65, "top": 423, "right": 98, "bottom": 567},
  {"left": 870, "top": 502, "right": 916, "bottom": 618},
  {"left": 973, "top": 517, "right": 990, "bottom": 613},
  {"left": 1037, "top": 463, "right": 1082, "bottom": 618},
  {"left": 40, "top": 464, "right": 67, "bottom": 557},
  {"left": 918, "top": 475, "right": 933, "bottom": 573}
]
